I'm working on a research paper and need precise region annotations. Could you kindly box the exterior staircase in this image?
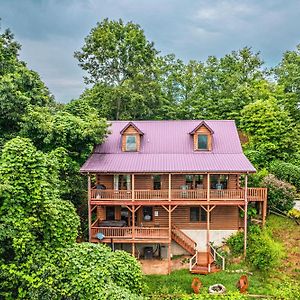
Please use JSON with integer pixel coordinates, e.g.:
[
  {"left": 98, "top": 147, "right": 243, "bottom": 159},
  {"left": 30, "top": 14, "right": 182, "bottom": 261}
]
[
  {"left": 171, "top": 225, "right": 196, "bottom": 255},
  {"left": 171, "top": 225, "right": 225, "bottom": 275}
]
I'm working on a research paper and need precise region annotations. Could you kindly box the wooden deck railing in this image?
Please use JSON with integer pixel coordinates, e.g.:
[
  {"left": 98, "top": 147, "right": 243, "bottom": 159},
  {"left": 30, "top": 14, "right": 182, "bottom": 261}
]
[
  {"left": 91, "top": 226, "right": 169, "bottom": 239},
  {"left": 91, "top": 188, "right": 267, "bottom": 202},
  {"left": 247, "top": 188, "right": 267, "bottom": 201},
  {"left": 171, "top": 189, "right": 207, "bottom": 200},
  {"left": 210, "top": 189, "right": 245, "bottom": 200},
  {"left": 135, "top": 190, "right": 169, "bottom": 200},
  {"left": 91, "top": 189, "right": 132, "bottom": 200}
]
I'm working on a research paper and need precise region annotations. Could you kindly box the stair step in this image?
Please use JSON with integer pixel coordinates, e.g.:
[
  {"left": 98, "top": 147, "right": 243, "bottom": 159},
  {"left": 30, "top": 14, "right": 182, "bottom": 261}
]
[{"left": 191, "top": 264, "right": 220, "bottom": 275}]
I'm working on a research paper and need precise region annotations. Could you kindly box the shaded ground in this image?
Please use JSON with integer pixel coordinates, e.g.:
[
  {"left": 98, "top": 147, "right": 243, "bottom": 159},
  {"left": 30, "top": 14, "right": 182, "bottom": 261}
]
[{"left": 140, "top": 255, "right": 190, "bottom": 275}]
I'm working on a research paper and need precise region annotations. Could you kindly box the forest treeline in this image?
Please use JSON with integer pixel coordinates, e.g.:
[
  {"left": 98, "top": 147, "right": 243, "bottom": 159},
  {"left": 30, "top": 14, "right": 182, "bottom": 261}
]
[{"left": 0, "top": 19, "right": 299, "bottom": 298}]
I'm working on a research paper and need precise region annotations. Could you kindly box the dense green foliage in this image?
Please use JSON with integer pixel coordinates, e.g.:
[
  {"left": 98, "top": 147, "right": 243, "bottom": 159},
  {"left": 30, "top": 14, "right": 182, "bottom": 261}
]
[
  {"left": 263, "top": 174, "right": 296, "bottom": 212},
  {"left": 269, "top": 160, "right": 300, "bottom": 191},
  {"left": 0, "top": 138, "right": 143, "bottom": 299},
  {"left": 226, "top": 225, "right": 283, "bottom": 271}
]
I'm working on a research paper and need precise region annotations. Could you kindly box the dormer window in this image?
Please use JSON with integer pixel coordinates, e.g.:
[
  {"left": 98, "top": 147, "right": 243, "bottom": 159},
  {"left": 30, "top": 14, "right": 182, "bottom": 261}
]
[
  {"left": 189, "top": 121, "right": 214, "bottom": 151},
  {"left": 126, "top": 135, "right": 137, "bottom": 151},
  {"left": 197, "top": 134, "right": 208, "bottom": 150},
  {"left": 120, "top": 122, "right": 144, "bottom": 152}
]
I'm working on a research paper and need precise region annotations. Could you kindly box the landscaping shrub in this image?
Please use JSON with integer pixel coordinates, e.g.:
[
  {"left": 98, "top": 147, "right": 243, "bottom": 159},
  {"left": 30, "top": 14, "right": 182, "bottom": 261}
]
[
  {"left": 269, "top": 160, "right": 300, "bottom": 191},
  {"left": 226, "top": 230, "right": 244, "bottom": 256},
  {"left": 262, "top": 174, "right": 296, "bottom": 212},
  {"left": 226, "top": 225, "right": 283, "bottom": 271},
  {"left": 107, "top": 249, "right": 144, "bottom": 294},
  {"left": 247, "top": 230, "right": 283, "bottom": 271}
]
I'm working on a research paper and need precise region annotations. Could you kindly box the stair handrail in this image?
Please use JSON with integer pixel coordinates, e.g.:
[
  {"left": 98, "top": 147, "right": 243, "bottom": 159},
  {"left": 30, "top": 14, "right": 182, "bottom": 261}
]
[
  {"left": 208, "top": 242, "right": 225, "bottom": 271},
  {"left": 171, "top": 224, "right": 197, "bottom": 249},
  {"left": 189, "top": 251, "right": 198, "bottom": 271}
]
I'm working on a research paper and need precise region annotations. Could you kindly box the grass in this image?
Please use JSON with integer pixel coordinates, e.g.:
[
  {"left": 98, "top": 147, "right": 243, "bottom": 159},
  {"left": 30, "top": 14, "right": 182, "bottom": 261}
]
[
  {"left": 143, "top": 215, "right": 300, "bottom": 299},
  {"left": 143, "top": 265, "right": 272, "bottom": 297}
]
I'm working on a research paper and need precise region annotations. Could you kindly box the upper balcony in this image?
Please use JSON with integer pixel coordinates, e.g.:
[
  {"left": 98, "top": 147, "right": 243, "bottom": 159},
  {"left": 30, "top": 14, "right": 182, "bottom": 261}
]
[{"left": 90, "top": 187, "right": 267, "bottom": 205}]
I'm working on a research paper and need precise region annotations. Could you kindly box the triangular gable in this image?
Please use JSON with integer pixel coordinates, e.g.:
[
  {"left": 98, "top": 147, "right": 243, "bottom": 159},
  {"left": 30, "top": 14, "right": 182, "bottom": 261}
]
[
  {"left": 120, "top": 122, "right": 144, "bottom": 135},
  {"left": 189, "top": 121, "right": 214, "bottom": 135}
]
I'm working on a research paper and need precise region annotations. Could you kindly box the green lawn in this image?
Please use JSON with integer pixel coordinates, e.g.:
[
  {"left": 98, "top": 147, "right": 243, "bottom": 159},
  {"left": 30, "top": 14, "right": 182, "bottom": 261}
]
[
  {"left": 143, "top": 215, "right": 300, "bottom": 299},
  {"left": 143, "top": 266, "right": 271, "bottom": 298}
]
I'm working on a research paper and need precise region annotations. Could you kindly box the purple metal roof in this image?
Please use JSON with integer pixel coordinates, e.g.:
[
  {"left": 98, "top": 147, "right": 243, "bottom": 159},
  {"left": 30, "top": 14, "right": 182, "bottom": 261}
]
[{"left": 80, "top": 120, "right": 256, "bottom": 173}]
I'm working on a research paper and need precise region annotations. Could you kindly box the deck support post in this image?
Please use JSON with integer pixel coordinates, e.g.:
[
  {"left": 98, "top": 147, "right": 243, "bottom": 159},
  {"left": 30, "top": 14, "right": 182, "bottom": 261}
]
[
  {"left": 132, "top": 204, "right": 135, "bottom": 257},
  {"left": 88, "top": 175, "right": 92, "bottom": 242},
  {"left": 206, "top": 204, "right": 210, "bottom": 272},
  {"left": 206, "top": 174, "right": 210, "bottom": 271},
  {"left": 168, "top": 204, "right": 172, "bottom": 274},
  {"left": 244, "top": 174, "right": 248, "bottom": 258},
  {"left": 262, "top": 197, "right": 267, "bottom": 226}
]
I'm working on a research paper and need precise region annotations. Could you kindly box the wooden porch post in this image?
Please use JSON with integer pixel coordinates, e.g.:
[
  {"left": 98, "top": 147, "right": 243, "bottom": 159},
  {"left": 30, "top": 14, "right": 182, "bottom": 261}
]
[
  {"left": 207, "top": 205, "right": 210, "bottom": 272},
  {"left": 168, "top": 173, "right": 171, "bottom": 202},
  {"left": 207, "top": 173, "right": 210, "bottom": 202},
  {"left": 206, "top": 173, "right": 211, "bottom": 271},
  {"left": 88, "top": 175, "right": 92, "bottom": 242},
  {"left": 244, "top": 174, "right": 248, "bottom": 258},
  {"left": 168, "top": 205, "right": 172, "bottom": 274},
  {"left": 132, "top": 174, "right": 135, "bottom": 202},
  {"left": 262, "top": 195, "right": 267, "bottom": 226},
  {"left": 132, "top": 205, "right": 135, "bottom": 257}
]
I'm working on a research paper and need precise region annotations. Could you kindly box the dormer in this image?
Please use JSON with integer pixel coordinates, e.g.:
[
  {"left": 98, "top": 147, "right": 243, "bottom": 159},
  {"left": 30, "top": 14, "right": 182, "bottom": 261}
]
[
  {"left": 189, "top": 121, "right": 214, "bottom": 151},
  {"left": 120, "top": 122, "right": 144, "bottom": 152}
]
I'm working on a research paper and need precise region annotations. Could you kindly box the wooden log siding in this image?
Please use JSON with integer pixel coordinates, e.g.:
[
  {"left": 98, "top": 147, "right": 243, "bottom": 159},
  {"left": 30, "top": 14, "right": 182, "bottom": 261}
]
[
  {"left": 135, "top": 205, "right": 240, "bottom": 230},
  {"left": 121, "top": 125, "right": 141, "bottom": 152},
  {"left": 95, "top": 174, "right": 239, "bottom": 191},
  {"left": 193, "top": 125, "right": 212, "bottom": 151}
]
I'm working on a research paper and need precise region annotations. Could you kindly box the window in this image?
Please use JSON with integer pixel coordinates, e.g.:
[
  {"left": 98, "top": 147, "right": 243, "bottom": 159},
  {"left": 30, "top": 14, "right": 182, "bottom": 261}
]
[
  {"left": 210, "top": 175, "right": 228, "bottom": 190},
  {"left": 125, "top": 135, "right": 137, "bottom": 151},
  {"left": 106, "top": 206, "right": 115, "bottom": 220},
  {"left": 153, "top": 175, "right": 161, "bottom": 190},
  {"left": 185, "top": 175, "right": 204, "bottom": 189},
  {"left": 197, "top": 134, "right": 208, "bottom": 150},
  {"left": 143, "top": 206, "right": 153, "bottom": 221},
  {"left": 114, "top": 175, "right": 131, "bottom": 190},
  {"left": 190, "top": 207, "right": 207, "bottom": 222},
  {"left": 185, "top": 175, "right": 193, "bottom": 189}
]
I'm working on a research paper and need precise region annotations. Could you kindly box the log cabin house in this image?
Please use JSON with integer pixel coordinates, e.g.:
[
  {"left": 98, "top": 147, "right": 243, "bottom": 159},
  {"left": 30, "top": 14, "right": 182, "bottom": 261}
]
[{"left": 80, "top": 120, "right": 267, "bottom": 274}]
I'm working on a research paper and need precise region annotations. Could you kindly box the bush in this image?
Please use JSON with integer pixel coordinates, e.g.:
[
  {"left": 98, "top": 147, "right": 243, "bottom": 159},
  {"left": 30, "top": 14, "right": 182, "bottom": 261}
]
[
  {"left": 263, "top": 174, "right": 296, "bottom": 212},
  {"left": 269, "top": 160, "right": 300, "bottom": 191},
  {"left": 247, "top": 230, "right": 283, "bottom": 271},
  {"left": 226, "top": 230, "right": 244, "bottom": 256},
  {"left": 107, "top": 250, "right": 144, "bottom": 294},
  {"left": 1, "top": 243, "right": 144, "bottom": 300},
  {"left": 226, "top": 225, "right": 283, "bottom": 271}
]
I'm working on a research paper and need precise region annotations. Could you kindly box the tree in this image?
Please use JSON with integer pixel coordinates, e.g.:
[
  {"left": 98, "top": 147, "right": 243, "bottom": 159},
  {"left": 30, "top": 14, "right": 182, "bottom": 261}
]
[
  {"left": 240, "top": 99, "right": 300, "bottom": 167},
  {"left": 75, "top": 18, "right": 158, "bottom": 86},
  {"left": 0, "top": 138, "right": 80, "bottom": 261},
  {"left": 275, "top": 44, "right": 300, "bottom": 121},
  {"left": 74, "top": 19, "right": 162, "bottom": 120},
  {"left": 0, "top": 28, "right": 54, "bottom": 145},
  {"left": 179, "top": 47, "right": 265, "bottom": 123}
]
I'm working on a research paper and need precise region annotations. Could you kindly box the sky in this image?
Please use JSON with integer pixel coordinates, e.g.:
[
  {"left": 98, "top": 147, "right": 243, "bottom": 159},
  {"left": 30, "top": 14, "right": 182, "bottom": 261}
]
[{"left": 1, "top": 0, "right": 300, "bottom": 103}]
